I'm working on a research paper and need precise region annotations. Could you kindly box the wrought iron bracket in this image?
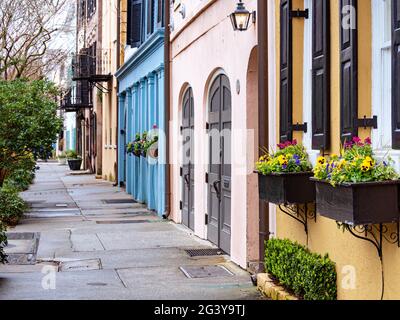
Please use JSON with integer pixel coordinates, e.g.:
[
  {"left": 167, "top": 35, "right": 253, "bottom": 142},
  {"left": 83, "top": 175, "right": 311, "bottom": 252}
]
[
  {"left": 93, "top": 82, "right": 111, "bottom": 94},
  {"left": 336, "top": 221, "right": 400, "bottom": 300},
  {"left": 354, "top": 115, "right": 378, "bottom": 129},
  {"left": 290, "top": 9, "right": 309, "bottom": 19},
  {"left": 336, "top": 222, "right": 400, "bottom": 261},
  {"left": 278, "top": 203, "right": 316, "bottom": 240},
  {"left": 291, "top": 122, "right": 308, "bottom": 133}
]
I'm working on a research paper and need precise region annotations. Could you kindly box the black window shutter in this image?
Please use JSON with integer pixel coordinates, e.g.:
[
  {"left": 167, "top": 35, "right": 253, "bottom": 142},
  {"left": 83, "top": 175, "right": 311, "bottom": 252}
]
[
  {"left": 312, "top": 0, "right": 330, "bottom": 150},
  {"left": 127, "top": 0, "right": 143, "bottom": 47},
  {"left": 392, "top": 0, "right": 400, "bottom": 148},
  {"left": 147, "top": 0, "right": 155, "bottom": 35},
  {"left": 157, "top": 0, "right": 164, "bottom": 27},
  {"left": 340, "top": 0, "right": 358, "bottom": 143},
  {"left": 280, "top": 0, "right": 293, "bottom": 142}
]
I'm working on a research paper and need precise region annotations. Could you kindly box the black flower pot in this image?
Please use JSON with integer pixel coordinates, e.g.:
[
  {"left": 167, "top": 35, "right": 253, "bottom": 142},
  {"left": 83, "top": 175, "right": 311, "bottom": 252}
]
[
  {"left": 67, "top": 159, "right": 82, "bottom": 171},
  {"left": 312, "top": 178, "right": 400, "bottom": 225},
  {"left": 258, "top": 172, "right": 315, "bottom": 205}
]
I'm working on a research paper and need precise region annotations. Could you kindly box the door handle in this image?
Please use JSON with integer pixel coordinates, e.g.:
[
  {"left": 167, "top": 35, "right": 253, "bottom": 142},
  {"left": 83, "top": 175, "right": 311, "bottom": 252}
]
[
  {"left": 213, "top": 180, "right": 221, "bottom": 199},
  {"left": 184, "top": 174, "right": 190, "bottom": 186}
]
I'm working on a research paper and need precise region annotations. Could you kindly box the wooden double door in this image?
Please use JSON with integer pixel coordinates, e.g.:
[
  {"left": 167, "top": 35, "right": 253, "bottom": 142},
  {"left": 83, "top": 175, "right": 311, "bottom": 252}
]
[
  {"left": 207, "top": 74, "right": 232, "bottom": 255},
  {"left": 182, "top": 88, "right": 195, "bottom": 230}
]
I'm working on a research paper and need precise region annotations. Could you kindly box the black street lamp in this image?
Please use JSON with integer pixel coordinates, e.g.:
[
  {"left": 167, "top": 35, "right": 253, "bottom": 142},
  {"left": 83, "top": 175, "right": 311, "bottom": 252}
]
[{"left": 230, "top": 1, "right": 255, "bottom": 31}]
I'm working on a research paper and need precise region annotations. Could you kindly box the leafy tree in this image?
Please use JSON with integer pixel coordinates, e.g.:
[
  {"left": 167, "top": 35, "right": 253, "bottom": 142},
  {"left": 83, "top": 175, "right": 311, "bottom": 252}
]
[{"left": 0, "top": 79, "right": 63, "bottom": 186}]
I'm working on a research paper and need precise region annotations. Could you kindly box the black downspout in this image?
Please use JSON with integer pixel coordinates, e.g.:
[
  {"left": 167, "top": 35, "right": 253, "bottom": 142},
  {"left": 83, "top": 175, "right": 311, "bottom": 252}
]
[
  {"left": 257, "top": 0, "right": 269, "bottom": 273},
  {"left": 163, "top": 0, "right": 171, "bottom": 219}
]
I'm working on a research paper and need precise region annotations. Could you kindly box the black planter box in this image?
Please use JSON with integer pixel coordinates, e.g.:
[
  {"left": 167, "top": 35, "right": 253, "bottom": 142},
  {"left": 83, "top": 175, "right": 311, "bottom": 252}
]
[
  {"left": 67, "top": 159, "right": 82, "bottom": 171},
  {"left": 312, "top": 179, "right": 400, "bottom": 225},
  {"left": 258, "top": 172, "right": 315, "bottom": 205}
]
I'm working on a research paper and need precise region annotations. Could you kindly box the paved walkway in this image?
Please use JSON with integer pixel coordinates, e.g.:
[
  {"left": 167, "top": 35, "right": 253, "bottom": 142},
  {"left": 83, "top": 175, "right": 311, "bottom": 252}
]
[{"left": 0, "top": 162, "right": 262, "bottom": 300}]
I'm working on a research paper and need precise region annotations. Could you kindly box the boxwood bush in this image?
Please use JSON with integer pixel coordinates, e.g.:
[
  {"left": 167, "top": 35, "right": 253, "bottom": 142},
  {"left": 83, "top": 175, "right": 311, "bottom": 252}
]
[
  {"left": 0, "top": 223, "right": 7, "bottom": 263},
  {"left": 0, "top": 187, "right": 27, "bottom": 226},
  {"left": 265, "top": 238, "right": 337, "bottom": 300},
  {"left": 4, "top": 169, "right": 35, "bottom": 191}
]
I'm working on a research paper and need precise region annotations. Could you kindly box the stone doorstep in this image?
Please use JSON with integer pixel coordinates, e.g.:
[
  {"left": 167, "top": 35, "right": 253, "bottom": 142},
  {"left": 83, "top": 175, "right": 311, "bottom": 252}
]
[{"left": 257, "top": 274, "right": 299, "bottom": 301}]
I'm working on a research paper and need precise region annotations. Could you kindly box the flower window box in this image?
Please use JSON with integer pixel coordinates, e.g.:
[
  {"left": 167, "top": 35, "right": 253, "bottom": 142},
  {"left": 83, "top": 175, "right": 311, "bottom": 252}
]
[{"left": 312, "top": 179, "right": 400, "bottom": 225}]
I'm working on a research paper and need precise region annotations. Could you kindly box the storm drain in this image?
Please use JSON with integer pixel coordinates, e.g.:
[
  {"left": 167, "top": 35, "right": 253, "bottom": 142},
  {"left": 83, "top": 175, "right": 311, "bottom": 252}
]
[
  {"left": 29, "top": 202, "right": 77, "bottom": 209},
  {"left": 179, "top": 265, "right": 234, "bottom": 279},
  {"left": 4, "top": 232, "right": 40, "bottom": 265},
  {"left": 184, "top": 249, "right": 224, "bottom": 257},
  {"left": 102, "top": 199, "right": 137, "bottom": 204},
  {"left": 96, "top": 220, "right": 150, "bottom": 224},
  {"left": 59, "top": 259, "right": 102, "bottom": 272}
]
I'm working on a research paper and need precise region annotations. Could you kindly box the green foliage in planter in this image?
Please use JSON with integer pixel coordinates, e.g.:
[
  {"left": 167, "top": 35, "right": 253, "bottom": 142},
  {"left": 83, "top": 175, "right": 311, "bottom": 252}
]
[
  {"left": 0, "top": 222, "right": 7, "bottom": 263},
  {"left": 66, "top": 150, "right": 81, "bottom": 160},
  {"left": 265, "top": 238, "right": 337, "bottom": 300},
  {"left": 0, "top": 187, "right": 27, "bottom": 226},
  {"left": 256, "top": 140, "right": 312, "bottom": 175}
]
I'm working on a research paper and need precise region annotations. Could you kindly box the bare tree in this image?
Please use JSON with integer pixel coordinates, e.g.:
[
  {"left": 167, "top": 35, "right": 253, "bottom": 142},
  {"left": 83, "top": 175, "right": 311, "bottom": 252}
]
[{"left": 0, "top": 0, "right": 73, "bottom": 80}]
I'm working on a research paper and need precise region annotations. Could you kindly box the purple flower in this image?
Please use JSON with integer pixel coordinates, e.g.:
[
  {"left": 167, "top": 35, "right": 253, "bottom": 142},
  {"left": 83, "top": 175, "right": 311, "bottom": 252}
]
[
  {"left": 364, "top": 137, "right": 372, "bottom": 145},
  {"left": 282, "top": 164, "right": 288, "bottom": 170}
]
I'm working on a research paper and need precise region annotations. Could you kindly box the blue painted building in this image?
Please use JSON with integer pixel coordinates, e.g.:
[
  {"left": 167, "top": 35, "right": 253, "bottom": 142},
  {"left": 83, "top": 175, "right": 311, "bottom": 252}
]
[{"left": 116, "top": 0, "right": 165, "bottom": 215}]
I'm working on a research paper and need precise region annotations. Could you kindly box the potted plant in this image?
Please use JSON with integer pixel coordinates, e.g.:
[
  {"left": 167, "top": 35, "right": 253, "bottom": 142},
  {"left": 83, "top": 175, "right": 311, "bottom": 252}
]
[
  {"left": 312, "top": 137, "right": 400, "bottom": 225},
  {"left": 66, "top": 150, "right": 82, "bottom": 171},
  {"left": 256, "top": 140, "right": 315, "bottom": 205},
  {"left": 58, "top": 151, "right": 67, "bottom": 165},
  {"left": 145, "top": 125, "right": 159, "bottom": 159},
  {"left": 127, "top": 133, "right": 143, "bottom": 157}
]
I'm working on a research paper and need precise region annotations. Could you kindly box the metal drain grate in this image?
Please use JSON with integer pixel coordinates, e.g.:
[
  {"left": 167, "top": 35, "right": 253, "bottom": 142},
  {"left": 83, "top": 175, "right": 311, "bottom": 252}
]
[
  {"left": 179, "top": 265, "right": 234, "bottom": 279},
  {"left": 102, "top": 199, "right": 137, "bottom": 204},
  {"left": 185, "top": 248, "right": 224, "bottom": 257},
  {"left": 96, "top": 220, "right": 149, "bottom": 224}
]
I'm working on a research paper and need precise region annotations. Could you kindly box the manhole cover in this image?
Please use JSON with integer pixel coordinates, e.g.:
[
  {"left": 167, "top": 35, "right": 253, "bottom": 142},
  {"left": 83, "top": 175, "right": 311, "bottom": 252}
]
[
  {"left": 59, "top": 259, "right": 102, "bottom": 272},
  {"left": 96, "top": 220, "right": 149, "bottom": 224},
  {"left": 102, "top": 199, "right": 137, "bottom": 204},
  {"left": 185, "top": 249, "right": 224, "bottom": 257},
  {"left": 179, "top": 265, "right": 234, "bottom": 279}
]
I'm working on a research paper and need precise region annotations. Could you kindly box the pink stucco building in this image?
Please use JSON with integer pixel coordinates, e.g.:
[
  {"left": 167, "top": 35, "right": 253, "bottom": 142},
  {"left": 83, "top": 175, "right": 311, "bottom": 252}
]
[{"left": 168, "top": 0, "right": 262, "bottom": 270}]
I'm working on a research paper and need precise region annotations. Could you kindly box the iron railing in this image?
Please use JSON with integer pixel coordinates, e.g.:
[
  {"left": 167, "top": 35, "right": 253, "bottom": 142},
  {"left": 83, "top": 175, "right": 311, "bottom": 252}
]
[
  {"left": 72, "top": 48, "right": 112, "bottom": 82},
  {"left": 60, "top": 80, "right": 93, "bottom": 112}
]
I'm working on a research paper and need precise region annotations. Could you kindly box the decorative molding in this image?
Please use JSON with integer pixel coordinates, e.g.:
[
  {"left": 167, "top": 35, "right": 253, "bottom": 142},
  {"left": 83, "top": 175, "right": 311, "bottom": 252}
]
[{"left": 115, "top": 29, "right": 165, "bottom": 80}]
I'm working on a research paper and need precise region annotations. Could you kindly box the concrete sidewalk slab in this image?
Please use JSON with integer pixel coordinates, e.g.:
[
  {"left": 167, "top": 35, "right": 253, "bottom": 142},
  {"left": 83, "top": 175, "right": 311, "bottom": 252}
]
[{"left": 0, "top": 163, "right": 263, "bottom": 300}]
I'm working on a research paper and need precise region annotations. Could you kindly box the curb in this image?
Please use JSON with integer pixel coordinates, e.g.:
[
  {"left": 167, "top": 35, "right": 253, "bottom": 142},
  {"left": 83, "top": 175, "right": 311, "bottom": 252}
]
[{"left": 257, "top": 274, "right": 299, "bottom": 301}]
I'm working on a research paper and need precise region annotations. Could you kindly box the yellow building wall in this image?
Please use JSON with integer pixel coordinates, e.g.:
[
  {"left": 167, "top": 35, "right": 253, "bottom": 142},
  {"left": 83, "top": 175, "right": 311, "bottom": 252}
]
[
  {"left": 101, "top": 0, "right": 120, "bottom": 182},
  {"left": 273, "top": 0, "right": 399, "bottom": 300}
]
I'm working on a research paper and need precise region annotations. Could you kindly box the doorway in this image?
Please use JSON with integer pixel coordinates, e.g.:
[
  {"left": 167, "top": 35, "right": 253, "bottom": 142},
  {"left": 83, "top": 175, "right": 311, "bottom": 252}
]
[
  {"left": 182, "top": 87, "right": 195, "bottom": 230},
  {"left": 207, "top": 74, "right": 232, "bottom": 254}
]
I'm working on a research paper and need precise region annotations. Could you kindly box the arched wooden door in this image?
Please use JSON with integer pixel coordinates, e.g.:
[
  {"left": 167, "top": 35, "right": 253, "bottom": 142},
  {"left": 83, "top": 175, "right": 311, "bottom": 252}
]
[
  {"left": 182, "top": 87, "right": 195, "bottom": 230},
  {"left": 207, "top": 74, "right": 232, "bottom": 254}
]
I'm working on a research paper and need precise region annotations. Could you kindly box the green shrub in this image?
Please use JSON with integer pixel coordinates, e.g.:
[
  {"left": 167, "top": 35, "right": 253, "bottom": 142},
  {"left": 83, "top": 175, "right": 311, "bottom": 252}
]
[
  {"left": 0, "top": 187, "right": 27, "bottom": 226},
  {"left": 4, "top": 169, "right": 35, "bottom": 191},
  {"left": 0, "top": 222, "right": 7, "bottom": 263},
  {"left": 265, "top": 238, "right": 337, "bottom": 300}
]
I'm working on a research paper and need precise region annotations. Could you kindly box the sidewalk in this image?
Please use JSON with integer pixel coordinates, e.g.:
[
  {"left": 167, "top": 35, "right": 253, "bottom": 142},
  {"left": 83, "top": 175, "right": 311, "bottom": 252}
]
[{"left": 0, "top": 162, "right": 262, "bottom": 300}]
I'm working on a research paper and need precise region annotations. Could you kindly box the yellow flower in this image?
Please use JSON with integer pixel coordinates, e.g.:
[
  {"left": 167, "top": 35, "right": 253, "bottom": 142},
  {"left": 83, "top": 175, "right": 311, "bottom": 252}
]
[
  {"left": 360, "top": 160, "right": 372, "bottom": 172},
  {"left": 278, "top": 155, "right": 288, "bottom": 166},
  {"left": 337, "top": 159, "right": 347, "bottom": 170},
  {"left": 317, "top": 156, "right": 326, "bottom": 166},
  {"left": 365, "top": 156, "right": 374, "bottom": 167}
]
